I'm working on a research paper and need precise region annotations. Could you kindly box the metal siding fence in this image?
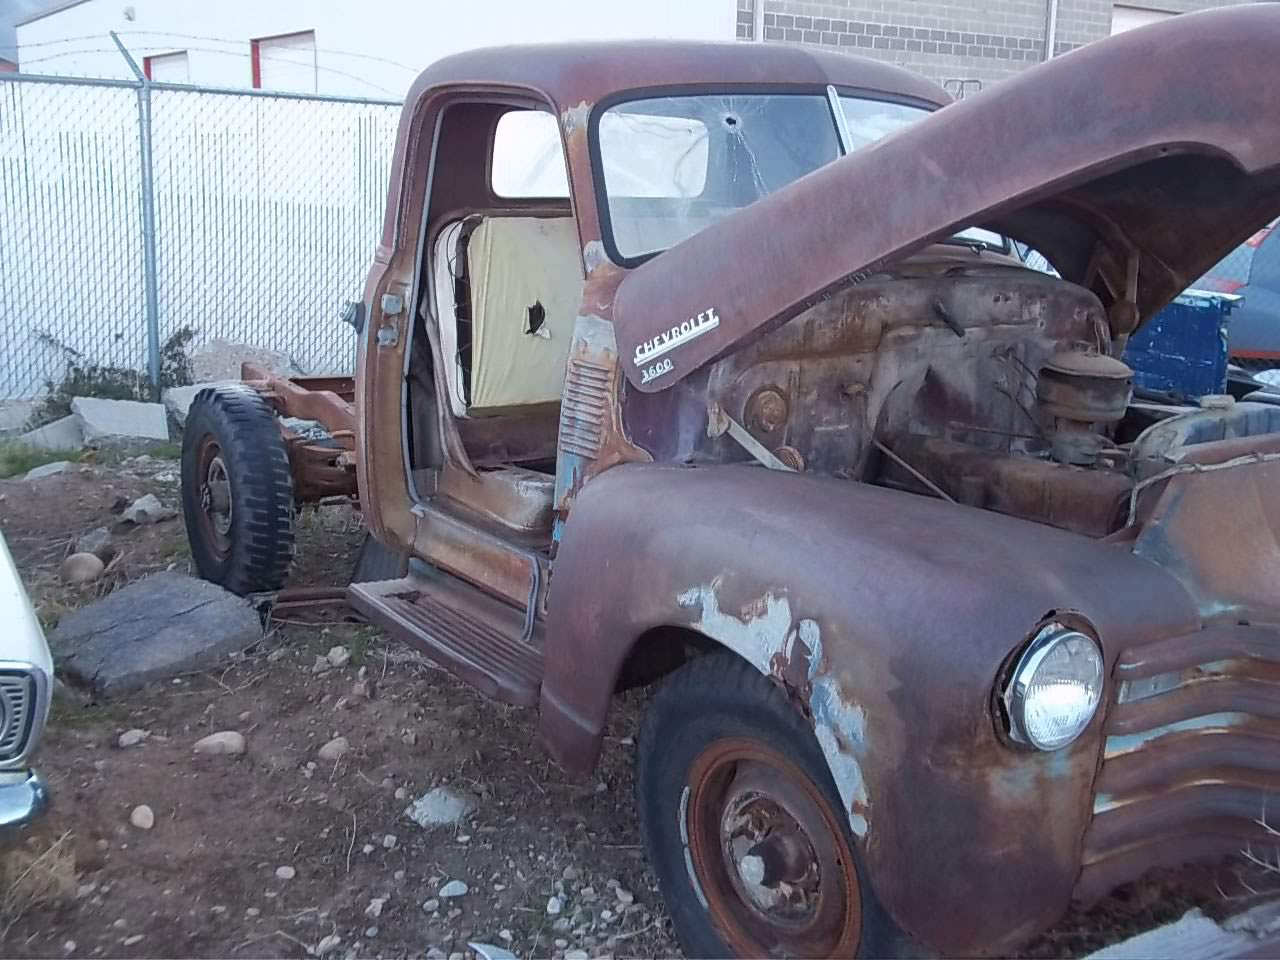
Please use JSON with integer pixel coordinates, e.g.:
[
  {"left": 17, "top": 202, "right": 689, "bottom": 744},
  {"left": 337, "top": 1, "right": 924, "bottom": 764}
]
[{"left": 0, "top": 72, "right": 401, "bottom": 400}]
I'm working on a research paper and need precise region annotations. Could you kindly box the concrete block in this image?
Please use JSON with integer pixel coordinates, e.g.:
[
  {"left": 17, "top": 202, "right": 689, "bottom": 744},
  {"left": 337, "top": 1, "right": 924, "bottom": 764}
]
[
  {"left": 0, "top": 401, "right": 34, "bottom": 434},
  {"left": 70, "top": 397, "right": 169, "bottom": 442},
  {"left": 20, "top": 461, "right": 74, "bottom": 481},
  {"left": 49, "top": 572, "right": 263, "bottom": 696},
  {"left": 19, "top": 415, "right": 84, "bottom": 452}
]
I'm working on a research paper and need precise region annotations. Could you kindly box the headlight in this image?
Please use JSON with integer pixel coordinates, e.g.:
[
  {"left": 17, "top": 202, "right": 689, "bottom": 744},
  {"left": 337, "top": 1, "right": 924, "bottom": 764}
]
[{"left": 1001, "top": 624, "right": 1103, "bottom": 751}]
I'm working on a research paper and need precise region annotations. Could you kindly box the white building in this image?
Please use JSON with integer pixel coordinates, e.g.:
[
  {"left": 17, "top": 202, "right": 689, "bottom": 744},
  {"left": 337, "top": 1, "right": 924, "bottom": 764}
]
[{"left": 16, "top": 0, "right": 739, "bottom": 97}]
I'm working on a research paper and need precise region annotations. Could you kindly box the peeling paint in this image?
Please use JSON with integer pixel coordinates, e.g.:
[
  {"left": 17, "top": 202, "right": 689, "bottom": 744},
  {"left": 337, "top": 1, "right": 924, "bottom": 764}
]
[
  {"left": 677, "top": 580, "right": 793, "bottom": 676},
  {"left": 582, "top": 240, "right": 609, "bottom": 275},
  {"left": 562, "top": 100, "right": 590, "bottom": 134},
  {"left": 676, "top": 580, "right": 870, "bottom": 836}
]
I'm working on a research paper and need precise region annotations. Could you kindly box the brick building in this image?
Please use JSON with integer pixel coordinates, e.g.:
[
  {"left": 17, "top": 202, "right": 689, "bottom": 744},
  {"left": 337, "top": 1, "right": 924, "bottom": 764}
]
[{"left": 735, "top": 0, "right": 1255, "bottom": 90}]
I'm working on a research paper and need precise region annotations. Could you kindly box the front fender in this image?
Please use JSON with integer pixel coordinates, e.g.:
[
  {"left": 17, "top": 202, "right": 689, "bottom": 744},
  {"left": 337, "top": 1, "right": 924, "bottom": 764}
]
[{"left": 541, "top": 462, "right": 1200, "bottom": 955}]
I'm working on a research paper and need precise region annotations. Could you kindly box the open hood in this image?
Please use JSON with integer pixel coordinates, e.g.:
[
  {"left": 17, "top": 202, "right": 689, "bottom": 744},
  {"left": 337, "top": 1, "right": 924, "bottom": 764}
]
[{"left": 614, "top": 4, "right": 1280, "bottom": 392}]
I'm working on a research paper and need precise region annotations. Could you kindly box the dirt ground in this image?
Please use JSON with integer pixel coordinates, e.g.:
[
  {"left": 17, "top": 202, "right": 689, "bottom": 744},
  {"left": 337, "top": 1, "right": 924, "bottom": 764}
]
[{"left": 0, "top": 456, "right": 1266, "bottom": 960}]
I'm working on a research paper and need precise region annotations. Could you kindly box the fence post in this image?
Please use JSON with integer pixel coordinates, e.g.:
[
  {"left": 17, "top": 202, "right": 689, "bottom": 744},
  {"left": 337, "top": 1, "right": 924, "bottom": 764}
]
[{"left": 111, "top": 32, "right": 162, "bottom": 399}]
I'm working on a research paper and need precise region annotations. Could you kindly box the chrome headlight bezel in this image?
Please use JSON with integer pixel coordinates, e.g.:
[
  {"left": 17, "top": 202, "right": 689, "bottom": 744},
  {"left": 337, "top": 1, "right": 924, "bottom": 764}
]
[{"left": 1000, "top": 623, "right": 1104, "bottom": 751}]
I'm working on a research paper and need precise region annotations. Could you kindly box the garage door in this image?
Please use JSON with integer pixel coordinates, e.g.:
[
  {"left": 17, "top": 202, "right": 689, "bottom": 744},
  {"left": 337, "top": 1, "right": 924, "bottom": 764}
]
[{"left": 1111, "top": 5, "right": 1174, "bottom": 35}]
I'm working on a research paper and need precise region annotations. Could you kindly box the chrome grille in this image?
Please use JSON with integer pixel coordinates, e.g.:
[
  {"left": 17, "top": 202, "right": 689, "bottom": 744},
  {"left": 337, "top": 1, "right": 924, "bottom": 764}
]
[{"left": 0, "top": 672, "right": 36, "bottom": 763}]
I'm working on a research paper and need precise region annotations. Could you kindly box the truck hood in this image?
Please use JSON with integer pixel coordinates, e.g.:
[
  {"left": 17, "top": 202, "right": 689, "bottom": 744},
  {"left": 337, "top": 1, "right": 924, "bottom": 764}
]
[{"left": 614, "top": 4, "right": 1280, "bottom": 392}]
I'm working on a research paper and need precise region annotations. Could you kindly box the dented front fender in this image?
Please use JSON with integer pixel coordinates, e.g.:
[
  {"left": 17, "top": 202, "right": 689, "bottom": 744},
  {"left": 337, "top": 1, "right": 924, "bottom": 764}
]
[{"left": 541, "top": 462, "right": 1200, "bottom": 955}]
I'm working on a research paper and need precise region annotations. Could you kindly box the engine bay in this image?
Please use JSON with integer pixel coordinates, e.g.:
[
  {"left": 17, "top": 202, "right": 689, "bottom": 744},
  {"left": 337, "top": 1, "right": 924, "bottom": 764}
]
[{"left": 657, "top": 249, "right": 1280, "bottom": 538}]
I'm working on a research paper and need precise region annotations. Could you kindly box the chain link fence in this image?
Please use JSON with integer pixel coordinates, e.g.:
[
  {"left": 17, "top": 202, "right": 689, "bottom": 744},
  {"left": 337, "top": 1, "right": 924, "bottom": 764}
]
[{"left": 0, "top": 71, "right": 400, "bottom": 400}]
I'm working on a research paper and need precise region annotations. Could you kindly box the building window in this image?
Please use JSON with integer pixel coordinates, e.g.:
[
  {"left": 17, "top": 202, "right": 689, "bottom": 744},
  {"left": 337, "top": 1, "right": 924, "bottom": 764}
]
[
  {"left": 251, "top": 30, "right": 317, "bottom": 92},
  {"left": 143, "top": 50, "right": 189, "bottom": 82},
  {"left": 1110, "top": 5, "right": 1173, "bottom": 35}
]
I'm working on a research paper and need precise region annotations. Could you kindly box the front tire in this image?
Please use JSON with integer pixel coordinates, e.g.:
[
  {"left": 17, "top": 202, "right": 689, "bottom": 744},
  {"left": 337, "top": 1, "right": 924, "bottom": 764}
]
[
  {"left": 637, "top": 653, "right": 893, "bottom": 959},
  {"left": 181, "top": 386, "right": 295, "bottom": 594}
]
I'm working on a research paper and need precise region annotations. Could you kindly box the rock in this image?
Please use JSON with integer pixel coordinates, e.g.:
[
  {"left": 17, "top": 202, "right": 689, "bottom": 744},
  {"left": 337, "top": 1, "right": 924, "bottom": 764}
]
[
  {"left": 120, "top": 493, "right": 177, "bottom": 525},
  {"left": 117, "top": 729, "right": 148, "bottom": 748},
  {"left": 129, "top": 805, "right": 155, "bottom": 830},
  {"left": 393, "top": 870, "right": 405, "bottom": 882},
  {"left": 60, "top": 553, "right": 104, "bottom": 584},
  {"left": 20, "top": 460, "right": 73, "bottom": 482},
  {"left": 565, "top": 951, "right": 589, "bottom": 960},
  {"left": 469, "top": 943, "right": 516, "bottom": 960},
  {"left": 448, "top": 953, "right": 464, "bottom": 960},
  {"left": 405, "top": 786, "right": 473, "bottom": 829},
  {"left": 426, "top": 949, "right": 447, "bottom": 960},
  {"left": 315, "top": 934, "right": 341, "bottom": 956},
  {"left": 562, "top": 865, "right": 580, "bottom": 881},
  {"left": 122, "top": 935, "right": 144, "bottom": 947},
  {"left": 193, "top": 731, "right": 246, "bottom": 756},
  {"left": 275, "top": 865, "right": 296, "bottom": 880},
  {"left": 245, "top": 907, "right": 259, "bottom": 917},
  {"left": 351, "top": 679, "right": 373, "bottom": 699},
  {"left": 19, "top": 415, "right": 83, "bottom": 452},
  {"left": 498, "top": 930, "right": 513, "bottom": 942},
  {"left": 75, "top": 526, "right": 115, "bottom": 562},
  {"left": 61, "top": 939, "right": 76, "bottom": 954},
  {"left": 49, "top": 572, "right": 262, "bottom": 696},
  {"left": 579, "top": 886, "right": 596, "bottom": 902},
  {"left": 161, "top": 383, "right": 237, "bottom": 429},
  {"left": 312, "top": 655, "right": 332, "bottom": 675},
  {"left": 421, "top": 899, "right": 439, "bottom": 913},
  {"left": 361, "top": 844, "right": 374, "bottom": 855},
  {"left": 614, "top": 887, "right": 634, "bottom": 905},
  {"left": 317, "top": 736, "right": 349, "bottom": 761},
  {"left": 326, "top": 645, "right": 351, "bottom": 669},
  {"left": 71, "top": 397, "right": 169, "bottom": 442},
  {"left": 546, "top": 895, "right": 562, "bottom": 916},
  {"left": 382, "top": 834, "right": 397, "bottom": 849},
  {"left": 438, "top": 880, "right": 468, "bottom": 898},
  {"left": 365, "top": 896, "right": 387, "bottom": 918},
  {"left": 554, "top": 939, "right": 568, "bottom": 949},
  {"left": 393, "top": 787, "right": 407, "bottom": 801},
  {"left": 191, "top": 339, "right": 303, "bottom": 383}
]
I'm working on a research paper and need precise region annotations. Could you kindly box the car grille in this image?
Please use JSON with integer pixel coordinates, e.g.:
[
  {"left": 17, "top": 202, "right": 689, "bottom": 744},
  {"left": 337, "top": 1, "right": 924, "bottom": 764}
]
[
  {"left": 0, "top": 671, "right": 37, "bottom": 763},
  {"left": 1075, "top": 622, "right": 1280, "bottom": 901}
]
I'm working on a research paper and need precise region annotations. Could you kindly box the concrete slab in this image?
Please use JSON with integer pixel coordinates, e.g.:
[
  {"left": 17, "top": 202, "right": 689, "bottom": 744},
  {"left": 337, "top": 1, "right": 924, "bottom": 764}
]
[
  {"left": 49, "top": 571, "right": 263, "bottom": 696},
  {"left": 18, "top": 415, "right": 84, "bottom": 452},
  {"left": 0, "top": 401, "right": 34, "bottom": 434},
  {"left": 70, "top": 397, "right": 169, "bottom": 442},
  {"left": 162, "top": 382, "right": 236, "bottom": 429},
  {"left": 20, "top": 461, "right": 74, "bottom": 482}
]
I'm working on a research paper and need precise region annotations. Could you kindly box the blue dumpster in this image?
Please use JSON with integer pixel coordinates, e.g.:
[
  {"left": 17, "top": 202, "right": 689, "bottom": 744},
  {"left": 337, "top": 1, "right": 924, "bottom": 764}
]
[{"left": 1123, "top": 291, "right": 1240, "bottom": 400}]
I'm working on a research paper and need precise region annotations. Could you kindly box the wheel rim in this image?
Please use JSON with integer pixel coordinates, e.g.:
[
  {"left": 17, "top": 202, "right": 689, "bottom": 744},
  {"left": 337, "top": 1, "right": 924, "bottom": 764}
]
[
  {"left": 686, "top": 737, "right": 862, "bottom": 958},
  {"left": 195, "top": 435, "right": 233, "bottom": 558}
]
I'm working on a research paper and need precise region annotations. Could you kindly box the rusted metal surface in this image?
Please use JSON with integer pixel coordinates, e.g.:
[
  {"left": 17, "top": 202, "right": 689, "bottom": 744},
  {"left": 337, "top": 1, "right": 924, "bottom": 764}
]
[
  {"left": 1077, "top": 621, "right": 1280, "bottom": 903},
  {"left": 542, "top": 461, "right": 1202, "bottom": 955},
  {"left": 612, "top": 5, "right": 1280, "bottom": 393},
  {"left": 685, "top": 738, "right": 862, "bottom": 957},
  {"left": 240, "top": 361, "right": 358, "bottom": 502}
]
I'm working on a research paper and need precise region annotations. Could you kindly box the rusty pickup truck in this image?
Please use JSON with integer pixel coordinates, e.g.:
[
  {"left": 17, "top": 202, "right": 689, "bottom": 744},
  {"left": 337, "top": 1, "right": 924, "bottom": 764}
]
[{"left": 179, "top": 7, "right": 1280, "bottom": 956}]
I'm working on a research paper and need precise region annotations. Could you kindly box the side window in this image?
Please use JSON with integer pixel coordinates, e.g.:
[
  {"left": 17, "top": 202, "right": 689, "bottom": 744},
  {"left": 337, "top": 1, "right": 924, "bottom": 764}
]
[{"left": 491, "top": 111, "right": 570, "bottom": 198}]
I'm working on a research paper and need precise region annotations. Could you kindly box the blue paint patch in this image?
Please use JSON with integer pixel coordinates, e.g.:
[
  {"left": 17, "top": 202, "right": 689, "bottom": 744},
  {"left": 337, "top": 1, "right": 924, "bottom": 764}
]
[{"left": 1104, "top": 711, "right": 1252, "bottom": 758}]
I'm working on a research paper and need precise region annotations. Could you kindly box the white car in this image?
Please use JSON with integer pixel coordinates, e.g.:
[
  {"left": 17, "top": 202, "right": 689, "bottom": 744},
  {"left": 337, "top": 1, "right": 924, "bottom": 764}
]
[{"left": 0, "top": 532, "right": 51, "bottom": 842}]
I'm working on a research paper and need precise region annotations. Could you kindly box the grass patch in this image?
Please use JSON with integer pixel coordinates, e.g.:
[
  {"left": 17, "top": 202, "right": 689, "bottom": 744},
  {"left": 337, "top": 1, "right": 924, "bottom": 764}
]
[{"left": 0, "top": 442, "right": 81, "bottom": 480}]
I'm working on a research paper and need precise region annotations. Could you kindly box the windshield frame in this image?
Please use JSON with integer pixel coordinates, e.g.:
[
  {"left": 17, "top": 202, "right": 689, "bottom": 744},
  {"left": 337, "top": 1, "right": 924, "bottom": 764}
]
[{"left": 588, "top": 83, "right": 941, "bottom": 269}]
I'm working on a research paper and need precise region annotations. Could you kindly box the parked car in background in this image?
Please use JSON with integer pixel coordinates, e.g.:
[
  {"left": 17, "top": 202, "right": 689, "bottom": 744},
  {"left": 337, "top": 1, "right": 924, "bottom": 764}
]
[
  {"left": 1195, "top": 219, "right": 1280, "bottom": 370},
  {"left": 0, "top": 533, "right": 52, "bottom": 844}
]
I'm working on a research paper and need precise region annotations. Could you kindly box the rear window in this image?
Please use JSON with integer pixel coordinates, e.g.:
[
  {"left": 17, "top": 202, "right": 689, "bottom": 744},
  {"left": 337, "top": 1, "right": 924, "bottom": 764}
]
[{"left": 491, "top": 110, "right": 570, "bottom": 198}]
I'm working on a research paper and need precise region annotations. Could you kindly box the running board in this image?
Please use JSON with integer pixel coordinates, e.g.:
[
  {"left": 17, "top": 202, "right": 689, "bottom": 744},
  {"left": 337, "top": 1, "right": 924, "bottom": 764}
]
[{"left": 348, "top": 570, "right": 543, "bottom": 706}]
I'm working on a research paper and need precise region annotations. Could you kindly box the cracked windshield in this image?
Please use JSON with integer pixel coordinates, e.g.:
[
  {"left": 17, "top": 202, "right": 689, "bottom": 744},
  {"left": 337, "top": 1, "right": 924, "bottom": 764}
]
[{"left": 598, "top": 93, "right": 930, "bottom": 260}]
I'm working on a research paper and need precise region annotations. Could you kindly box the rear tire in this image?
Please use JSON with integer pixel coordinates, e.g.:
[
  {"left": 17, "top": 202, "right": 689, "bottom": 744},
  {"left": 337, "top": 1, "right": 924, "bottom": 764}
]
[
  {"left": 181, "top": 386, "right": 295, "bottom": 594},
  {"left": 636, "top": 653, "right": 899, "bottom": 959}
]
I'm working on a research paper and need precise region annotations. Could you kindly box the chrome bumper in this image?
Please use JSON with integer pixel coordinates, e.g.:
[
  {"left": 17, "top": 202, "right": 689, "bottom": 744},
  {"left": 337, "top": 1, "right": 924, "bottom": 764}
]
[{"left": 0, "top": 770, "right": 49, "bottom": 843}]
